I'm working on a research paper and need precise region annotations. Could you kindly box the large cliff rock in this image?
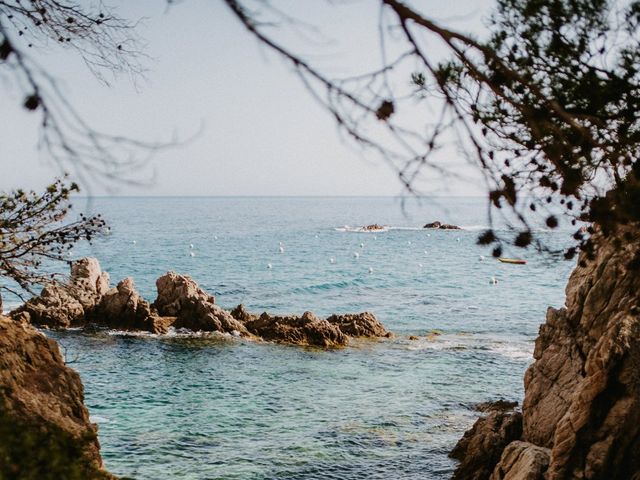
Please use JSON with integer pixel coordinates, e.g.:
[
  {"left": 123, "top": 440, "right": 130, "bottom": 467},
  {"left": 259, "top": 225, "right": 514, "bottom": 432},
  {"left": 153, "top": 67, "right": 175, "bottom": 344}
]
[
  {"left": 0, "top": 316, "right": 115, "bottom": 479},
  {"left": 452, "top": 224, "right": 640, "bottom": 479}
]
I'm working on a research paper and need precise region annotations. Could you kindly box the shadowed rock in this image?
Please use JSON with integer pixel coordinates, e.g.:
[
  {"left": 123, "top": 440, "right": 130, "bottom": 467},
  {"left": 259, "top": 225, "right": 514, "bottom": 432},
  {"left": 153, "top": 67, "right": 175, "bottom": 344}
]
[
  {"left": 242, "top": 311, "right": 348, "bottom": 347},
  {"left": 0, "top": 316, "right": 115, "bottom": 479},
  {"left": 490, "top": 441, "right": 549, "bottom": 480},
  {"left": 450, "top": 411, "right": 523, "bottom": 480}
]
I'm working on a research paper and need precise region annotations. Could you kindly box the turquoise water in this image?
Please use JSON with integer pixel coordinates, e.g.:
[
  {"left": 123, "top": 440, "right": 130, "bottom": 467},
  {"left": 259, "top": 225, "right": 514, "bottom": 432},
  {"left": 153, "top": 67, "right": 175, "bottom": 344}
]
[{"left": 39, "top": 197, "right": 573, "bottom": 479}]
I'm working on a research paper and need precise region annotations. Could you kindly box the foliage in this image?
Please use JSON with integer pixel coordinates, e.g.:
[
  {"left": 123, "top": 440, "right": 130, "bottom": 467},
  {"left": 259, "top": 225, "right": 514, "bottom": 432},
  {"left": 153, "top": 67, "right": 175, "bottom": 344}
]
[{"left": 0, "top": 177, "right": 105, "bottom": 305}]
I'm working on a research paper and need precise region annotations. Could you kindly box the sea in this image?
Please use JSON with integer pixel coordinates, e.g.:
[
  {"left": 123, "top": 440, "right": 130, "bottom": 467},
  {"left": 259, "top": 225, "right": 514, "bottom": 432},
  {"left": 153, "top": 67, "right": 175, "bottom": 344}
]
[{"left": 5, "top": 196, "right": 576, "bottom": 479}]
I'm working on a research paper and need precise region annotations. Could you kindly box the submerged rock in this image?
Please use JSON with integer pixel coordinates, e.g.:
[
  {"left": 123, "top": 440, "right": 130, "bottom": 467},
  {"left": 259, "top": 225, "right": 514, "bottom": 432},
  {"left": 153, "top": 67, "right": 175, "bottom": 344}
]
[
  {"left": 474, "top": 400, "right": 519, "bottom": 413},
  {"left": 423, "top": 221, "right": 461, "bottom": 230},
  {"left": 243, "top": 311, "right": 347, "bottom": 347},
  {"left": 11, "top": 258, "right": 109, "bottom": 329},
  {"left": 326, "top": 312, "right": 390, "bottom": 338},
  {"left": 0, "top": 316, "right": 115, "bottom": 479},
  {"left": 452, "top": 224, "right": 640, "bottom": 479}
]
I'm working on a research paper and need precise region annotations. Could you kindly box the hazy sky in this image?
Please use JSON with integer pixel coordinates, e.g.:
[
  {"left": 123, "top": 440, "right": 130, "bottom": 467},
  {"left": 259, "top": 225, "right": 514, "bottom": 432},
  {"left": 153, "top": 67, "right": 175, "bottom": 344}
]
[{"left": 0, "top": 0, "right": 494, "bottom": 196}]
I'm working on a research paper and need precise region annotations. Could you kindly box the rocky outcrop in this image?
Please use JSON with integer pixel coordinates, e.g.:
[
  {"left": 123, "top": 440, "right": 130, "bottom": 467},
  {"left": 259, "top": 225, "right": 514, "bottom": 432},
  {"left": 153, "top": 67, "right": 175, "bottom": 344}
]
[
  {"left": 154, "top": 272, "right": 249, "bottom": 335},
  {"left": 452, "top": 224, "right": 640, "bottom": 479},
  {"left": 241, "top": 311, "right": 348, "bottom": 347},
  {"left": 423, "top": 221, "right": 461, "bottom": 229},
  {"left": 11, "top": 258, "right": 109, "bottom": 328},
  {"left": 0, "top": 316, "right": 114, "bottom": 479},
  {"left": 450, "top": 409, "right": 523, "bottom": 480},
  {"left": 11, "top": 261, "right": 391, "bottom": 347},
  {"left": 326, "top": 312, "right": 390, "bottom": 337},
  {"left": 92, "top": 278, "right": 173, "bottom": 333}
]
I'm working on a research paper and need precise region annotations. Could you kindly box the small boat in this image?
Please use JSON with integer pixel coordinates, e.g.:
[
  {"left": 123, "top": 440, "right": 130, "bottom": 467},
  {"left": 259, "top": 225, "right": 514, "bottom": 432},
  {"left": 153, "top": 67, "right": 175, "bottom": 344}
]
[{"left": 498, "top": 257, "right": 527, "bottom": 265}]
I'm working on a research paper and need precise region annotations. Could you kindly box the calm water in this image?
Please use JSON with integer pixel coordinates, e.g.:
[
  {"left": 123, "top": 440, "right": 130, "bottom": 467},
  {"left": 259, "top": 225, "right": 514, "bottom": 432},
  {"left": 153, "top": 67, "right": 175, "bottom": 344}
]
[{"left": 33, "top": 197, "right": 574, "bottom": 479}]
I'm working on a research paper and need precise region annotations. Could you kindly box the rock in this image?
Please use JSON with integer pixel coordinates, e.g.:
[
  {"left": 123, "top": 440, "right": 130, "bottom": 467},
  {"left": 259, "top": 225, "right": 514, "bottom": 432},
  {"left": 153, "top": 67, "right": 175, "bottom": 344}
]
[
  {"left": 11, "top": 284, "right": 85, "bottom": 328},
  {"left": 243, "top": 311, "right": 348, "bottom": 347},
  {"left": 154, "top": 272, "right": 248, "bottom": 335},
  {"left": 449, "top": 412, "right": 522, "bottom": 480},
  {"left": 423, "top": 221, "right": 462, "bottom": 229},
  {"left": 0, "top": 316, "right": 115, "bottom": 479},
  {"left": 490, "top": 441, "right": 549, "bottom": 480},
  {"left": 326, "top": 312, "right": 389, "bottom": 337},
  {"left": 450, "top": 411, "right": 523, "bottom": 480},
  {"left": 409, "top": 335, "right": 419, "bottom": 340},
  {"left": 362, "top": 224, "right": 385, "bottom": 231},
  {"left": 521, "top": 224, "right": 640, "bottom": 479},
  {"left": 230, "top": 304, "right": 257, "bottom": 323},
  {"left": 475, "top": 400, "right": 519, "bottom": 413},
  {"left": 69, "top": 257, "right": 110, "bottom": 310},
  {"left": 154, "top": 272, "right": 215, "bottom": 316},
  {"left": 452, "top": 224, "right": 640, "bottom": 479},
  {"left": 93, "top": 277, "right": 169, "bottom": 333},
  {"left": 11, "top": 257, "right": 109, "bottom": 329}
]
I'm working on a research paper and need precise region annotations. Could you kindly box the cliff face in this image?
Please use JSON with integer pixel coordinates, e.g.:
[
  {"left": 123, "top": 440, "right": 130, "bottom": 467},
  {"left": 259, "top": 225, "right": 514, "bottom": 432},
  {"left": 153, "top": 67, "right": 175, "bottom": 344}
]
[
  {"left": 452, "top": 225, "right": 640, "bottom": 480},
  {"left": 0, "top": 316, "right": 115, "bottom": 480}
]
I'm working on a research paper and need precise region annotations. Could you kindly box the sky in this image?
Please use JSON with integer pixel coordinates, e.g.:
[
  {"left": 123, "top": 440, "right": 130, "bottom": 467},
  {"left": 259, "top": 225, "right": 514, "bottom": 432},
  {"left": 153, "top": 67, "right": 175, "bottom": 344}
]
[{"left": 0, "top": 0, "right": 495, "bottom": 196}]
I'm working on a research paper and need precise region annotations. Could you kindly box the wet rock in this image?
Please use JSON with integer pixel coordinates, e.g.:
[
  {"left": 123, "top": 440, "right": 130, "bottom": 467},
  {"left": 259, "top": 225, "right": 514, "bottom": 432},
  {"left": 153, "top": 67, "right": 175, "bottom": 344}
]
[
  {"left": 450, "top": 411, "right": 523, "bottom": 480},
  {"left": 243, "top": 311, "right": 348, "bottom": 347},
  {"left": 326, "top": 312, "right": 389, "bottom": 337},
  {"left": 154, "top": 272, "right": 248, "bottom": 335},
  {"left": 490, "top": 441, "right": 549, "bottom": 480},
  {"left": 423, "top": 221, "right": 461, "bottom": 229},
  {"left": 0, "top": 316, "right": 115, "bottom": 479}
]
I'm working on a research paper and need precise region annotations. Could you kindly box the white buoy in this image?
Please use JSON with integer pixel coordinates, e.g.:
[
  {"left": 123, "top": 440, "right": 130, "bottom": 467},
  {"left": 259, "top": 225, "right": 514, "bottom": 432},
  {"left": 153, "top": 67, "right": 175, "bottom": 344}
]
[
  {"left": 267, "top": 263, "right": 273, "bottom": 269},
  {"left": 214, "top": 235, "right": 218, "bottom": 240},
  {"left": 373, "top": 235, "right": 377, "bottom": 240},
  {"left": 368, "top": 267, "right": 373, "bottom": 274},
  {"left": 418, "top": 263, "right": 423, "bottom": 268},
  {"left": 424, "top": 250, "right": 428, "bottom": 255},
  {"left": 408, "top": 240, "right": 412, "bottom": 245},
  {"left": 67, "top": 251, "right": 73, "bottom": 257},
  {"left": 353, "top": 252, "right": 360, "bottom": 259},
  {"left": 279, "top": 246, "right": 284, "bottom": 253},
  {"left": 456, "top": 237, "right": 461, "bottom": 242},
  {"left": 279, "top": 241, "right": 283, "bottom": 246},
  {"left": 490, "top": 276, "right": 498, "bottom": 284},
  {"left": 189, "top": 243, "right": 194, "bottom": 249},
  {"left": 315, "top": 234, "right": 319, "bottom": 239},
  {"left": 132, "top": 240, "right": 137, "bottom": 245},
  {"left": 330, "top": 257, "right": 335, "bottom": 264},
  {"left": 360, "top": 242, "right": 365, "bottom": 249},
  {"left": 190, "top": 251, "right": 195, "bottom": 257},
  {"left": 426, "top": 233, "right": 431, "bottom": 237},
  {"left": 479, "top": 255, "right": 485, "bottom": 261}
]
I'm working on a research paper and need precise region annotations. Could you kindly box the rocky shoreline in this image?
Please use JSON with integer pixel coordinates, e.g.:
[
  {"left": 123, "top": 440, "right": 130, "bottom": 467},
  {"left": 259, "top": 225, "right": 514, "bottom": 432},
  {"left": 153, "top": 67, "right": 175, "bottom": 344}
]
[
  {"left": 450, "top": 225, "right": 640, "bottom": 479},
  {"left": 10, "top": 258, "right": 391, "bottom": 348}
]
